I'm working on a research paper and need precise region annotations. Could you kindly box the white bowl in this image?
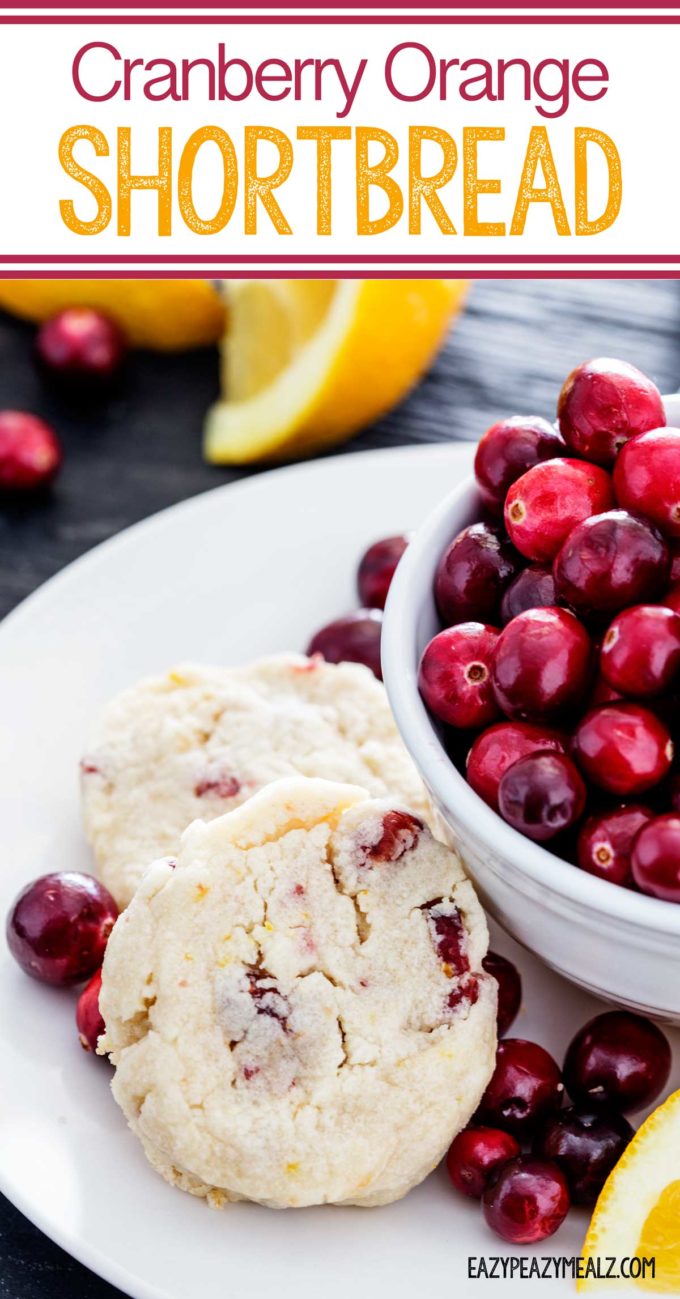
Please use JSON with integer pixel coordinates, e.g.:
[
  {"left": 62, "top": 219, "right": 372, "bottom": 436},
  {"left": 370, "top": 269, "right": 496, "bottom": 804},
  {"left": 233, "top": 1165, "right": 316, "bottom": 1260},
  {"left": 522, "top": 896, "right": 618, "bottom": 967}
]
[{"left": 383, "top": 394, "right": 680, "bottom": 1023}]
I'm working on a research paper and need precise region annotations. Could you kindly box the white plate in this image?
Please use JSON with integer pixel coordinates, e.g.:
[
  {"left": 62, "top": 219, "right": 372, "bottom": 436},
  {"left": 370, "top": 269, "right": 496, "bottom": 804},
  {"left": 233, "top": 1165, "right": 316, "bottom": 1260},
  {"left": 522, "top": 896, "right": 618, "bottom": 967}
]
[{"left": 0, "top": 444, "right": 678, "bottom": 1299}]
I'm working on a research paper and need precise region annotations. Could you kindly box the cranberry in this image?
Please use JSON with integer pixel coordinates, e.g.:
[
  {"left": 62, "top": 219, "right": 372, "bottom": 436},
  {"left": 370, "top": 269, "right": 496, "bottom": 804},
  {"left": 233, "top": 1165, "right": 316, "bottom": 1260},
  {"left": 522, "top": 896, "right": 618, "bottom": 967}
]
[
  {"left": 662, "top": 584, "right": 680, "bottom": 615},
  {"left": 599, "top": 605, "right": 680, "bottom": 699},
  {"left": 474, "top": 416, "right": 566, "bottom": 513},
  {"left": 615, "top": 428, "right": 680, "bottom": 538},
  {"left": 477, "top": 1038, "right": 564, "bottom": 1139},
  {"left": 0, "top": 411, "right": 62, "bottom": 491},
  {"left": 534, "top": 1105, "right": 633, "bottom": 1205},
  {"left": 557, "top": 358, "right": 665, "bottom": 467},
  {"left": 357, "top": 534, "right": 408, "bottom": 610},
  {"left": 482, "top": 951, "right": 522, "bottom": 1036},
  {"left": 572, "top": 704, "right": 673, "bottom": 796},
  {"left": 466, "top": 722, "right": 567, "bottom": 810},
  {"left": 504, "top": 459, "right": 614, "bottom": 563},
  {"left": 365, "top": 810, "right": 424, "bottom": 864},
  {"left": 418, "top": 624, "right": 501, "bottom": 730},
  {"left": 307, "top": 609, "right": 382, "bottom": 679},
  {"left": 500, "top": 565, "right": 557, "bottom": 624},
  {"left": 36, "top": 307, "right": 126, "bottom": 391},
  {"left": 482, "top": 1156, "right": 570, "bottom": 1244},
  {"left": 195, "top": 774, "right": 241, "bottom": 798},
  {"left": 577, "top": 804, "right": 652, "bottom": 887},
  {"left": 6, "top": 872, "right": 118, "bottom": 986},
  {"left": 426, "top": 904, "right": 468, "bottom": 975},
  {"left": 553, "top": 510, "right": 670, "bottom": 619},
  {"left": 498, "top": 752, "right": 586, "bottom": 843},
  {"left": 76, "top": 968, "right": 105, "bottom": 1054},
  {"left": 434, "top": 523, "right": 520, "bottom": 626},
  {"left": 564, "top": 1011, "right": 671, "bottom": 1114},
  {"left": 631, "top": 813, "right": 680, "bottom": 901},
  {"left": 492, "top": 607, "right": 593, "bottom": 722},
  {"left": 447, "top": 1127, "right": 521, "bottom": 1199},
  {"left": 446, "top": 975, "right": 480, "bottom": 1014}
]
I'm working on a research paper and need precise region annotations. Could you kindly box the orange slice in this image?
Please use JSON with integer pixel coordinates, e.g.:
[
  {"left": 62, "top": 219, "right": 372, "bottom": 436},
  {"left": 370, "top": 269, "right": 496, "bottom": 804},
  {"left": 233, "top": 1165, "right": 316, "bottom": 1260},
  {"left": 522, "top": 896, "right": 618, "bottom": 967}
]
[
  {"left": 580, "top": 1089, "right": 680, "bottom": 1291},
  {"left": 0, "top": 279, "right": 225, "bottom": 351}
]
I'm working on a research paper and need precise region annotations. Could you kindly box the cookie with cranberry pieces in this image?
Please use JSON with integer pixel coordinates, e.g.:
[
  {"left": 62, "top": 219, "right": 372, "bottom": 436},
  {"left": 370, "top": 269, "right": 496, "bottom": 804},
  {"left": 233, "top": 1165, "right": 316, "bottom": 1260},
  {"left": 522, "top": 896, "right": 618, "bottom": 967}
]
[
  {"left": 100, "top": 777, "right": 496, "bottom": 1209},
  {"left": 81, "top": 653, "right": 430, "bottom": 908}
]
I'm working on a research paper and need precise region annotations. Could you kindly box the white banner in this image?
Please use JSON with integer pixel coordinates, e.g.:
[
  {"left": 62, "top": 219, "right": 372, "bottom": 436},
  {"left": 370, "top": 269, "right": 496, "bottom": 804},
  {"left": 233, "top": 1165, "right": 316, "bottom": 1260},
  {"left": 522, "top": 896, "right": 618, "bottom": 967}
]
[{"left": 0, "top": 8, "right": 677, "bottom": 273}]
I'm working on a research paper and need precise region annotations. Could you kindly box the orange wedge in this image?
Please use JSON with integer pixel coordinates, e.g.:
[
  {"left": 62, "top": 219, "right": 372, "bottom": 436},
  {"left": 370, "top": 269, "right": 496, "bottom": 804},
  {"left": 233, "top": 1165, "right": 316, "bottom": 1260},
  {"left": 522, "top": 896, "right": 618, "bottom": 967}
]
[
  {"left": 580, "top": 1089, "right": 680, "bottom": 1291},
  {"left": 0, "top": 279, "right": 225, "bottom": 351}
]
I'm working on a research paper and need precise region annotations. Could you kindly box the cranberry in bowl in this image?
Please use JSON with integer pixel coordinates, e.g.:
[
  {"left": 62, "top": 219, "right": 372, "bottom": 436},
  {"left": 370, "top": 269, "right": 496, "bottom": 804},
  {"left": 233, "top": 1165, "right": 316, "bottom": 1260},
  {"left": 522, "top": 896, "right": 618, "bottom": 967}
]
[{"left": 382, "top": 385, "right": 680, "bottom": 1022}]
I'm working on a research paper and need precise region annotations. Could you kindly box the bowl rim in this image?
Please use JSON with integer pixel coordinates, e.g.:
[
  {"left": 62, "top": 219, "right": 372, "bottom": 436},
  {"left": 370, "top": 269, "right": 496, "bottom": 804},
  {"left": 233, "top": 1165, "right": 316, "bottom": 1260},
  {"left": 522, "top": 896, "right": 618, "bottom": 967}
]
[{"left": 382, "top": 392, "right": 680, "bottom": 940}]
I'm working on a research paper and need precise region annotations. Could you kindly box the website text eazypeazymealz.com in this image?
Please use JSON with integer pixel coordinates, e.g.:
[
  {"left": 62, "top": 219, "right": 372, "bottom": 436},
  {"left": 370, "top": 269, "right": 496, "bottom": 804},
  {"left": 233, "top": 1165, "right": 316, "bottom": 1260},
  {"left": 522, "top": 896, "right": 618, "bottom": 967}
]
[{"left": 468, "top": 1255, "right": 656, "bottom": 1282}]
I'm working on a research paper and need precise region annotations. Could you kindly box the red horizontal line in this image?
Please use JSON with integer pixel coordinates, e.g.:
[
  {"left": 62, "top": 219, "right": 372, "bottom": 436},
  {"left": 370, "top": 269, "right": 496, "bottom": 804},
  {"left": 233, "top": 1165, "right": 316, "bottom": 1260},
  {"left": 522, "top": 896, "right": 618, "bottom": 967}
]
[
  {"left": 0, "top": 269, "right": 677, "bottom": 279},
  {"left": 4, "top": 1, "right": 678, "bottom": 7},
  {"left": 0, "top": 10, "right": 677, "bottom": 18},
  {"left": 3, "top": 254, "right": 680, "bottom": 264},
  {"left": 5, "top": 1, "right": 679, "bottom": 7}
]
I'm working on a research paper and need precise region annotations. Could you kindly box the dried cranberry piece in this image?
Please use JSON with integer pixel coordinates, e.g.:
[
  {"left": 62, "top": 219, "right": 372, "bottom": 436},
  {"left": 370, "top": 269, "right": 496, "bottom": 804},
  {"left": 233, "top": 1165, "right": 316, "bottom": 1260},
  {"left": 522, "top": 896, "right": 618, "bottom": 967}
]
[
  {"left": 246, "top": 971, "right": 290, "bottom": 1029},
  {"left": 195, "top": 774, "right": 242, "bottom": 798},
  {"left": 426, "top": 903, "right": 469, "bottom": 975},
  {"left": 364, "top": 810, "right": 424, "bottom": 863},
  {"left": 447, "top": 975, "right": 479, "bottom": 1011}
]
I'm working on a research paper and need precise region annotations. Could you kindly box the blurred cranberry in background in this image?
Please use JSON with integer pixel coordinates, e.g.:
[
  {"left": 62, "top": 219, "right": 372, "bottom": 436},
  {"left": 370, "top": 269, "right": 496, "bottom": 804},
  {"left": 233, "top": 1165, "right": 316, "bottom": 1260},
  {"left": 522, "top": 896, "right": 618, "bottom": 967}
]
[
  {"left": 36, "top": 307, "right": 126, "bottom": 393},
  {"left": 0, "top": 410, "right": 62, "bottom": 490}
]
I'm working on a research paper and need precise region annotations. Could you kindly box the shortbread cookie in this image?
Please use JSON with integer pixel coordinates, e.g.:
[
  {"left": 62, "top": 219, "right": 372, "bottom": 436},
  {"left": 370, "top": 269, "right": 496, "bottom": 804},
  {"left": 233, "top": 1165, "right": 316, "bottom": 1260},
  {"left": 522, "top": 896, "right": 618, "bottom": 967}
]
[
  {"left": 81, "top": 654, "right": 429, "bottom": 908},
  {"left": 100, "top": 777, "right": 496, "bottom": 1209}
]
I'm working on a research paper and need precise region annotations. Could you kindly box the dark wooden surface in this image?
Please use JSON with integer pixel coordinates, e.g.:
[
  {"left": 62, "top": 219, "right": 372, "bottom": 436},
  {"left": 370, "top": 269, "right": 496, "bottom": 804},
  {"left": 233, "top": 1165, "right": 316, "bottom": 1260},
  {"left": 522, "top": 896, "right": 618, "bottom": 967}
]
[{"left": 1, "top": 277, "right": 680, "bottom": 1299}]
